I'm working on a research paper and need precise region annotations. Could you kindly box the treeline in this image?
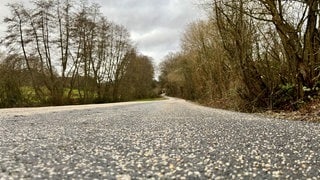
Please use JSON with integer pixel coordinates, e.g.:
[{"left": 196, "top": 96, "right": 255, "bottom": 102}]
[
  {"left": 160, "top": 0, "right": 320, "bottom": 111},
  {"left": 0, "top": 0, "right": 157, "bottom": 108}
]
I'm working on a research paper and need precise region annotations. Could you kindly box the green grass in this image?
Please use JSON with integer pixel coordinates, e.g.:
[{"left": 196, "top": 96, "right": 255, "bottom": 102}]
[
  {"left": 16, "top": 86, "right": 164, "bottom": 107},
  {"left": 135, "top": 97, "right": 167, "bottom": 102}
]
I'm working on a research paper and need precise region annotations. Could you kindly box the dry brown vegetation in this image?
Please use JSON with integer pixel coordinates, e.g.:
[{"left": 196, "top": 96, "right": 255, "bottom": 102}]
[
  {"left": 261, "top": 98, "right": 320, "bottom": 122},
  {"left": 160, "top": 0, "right": 320, "bottom": 114}
]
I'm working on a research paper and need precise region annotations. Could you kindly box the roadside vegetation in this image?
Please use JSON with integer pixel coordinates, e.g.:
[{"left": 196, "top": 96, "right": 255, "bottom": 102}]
[
  {"left": 159, "top": 0, "right": 320, "bottom": 120},
  {"left": 0, "top": 0, "right": 158, "bottom": 108}
]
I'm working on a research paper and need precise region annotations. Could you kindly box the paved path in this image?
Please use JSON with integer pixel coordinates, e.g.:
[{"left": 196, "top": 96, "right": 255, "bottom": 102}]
[{"left": 0, "top": 98, "right": 320, "bottom": 179}]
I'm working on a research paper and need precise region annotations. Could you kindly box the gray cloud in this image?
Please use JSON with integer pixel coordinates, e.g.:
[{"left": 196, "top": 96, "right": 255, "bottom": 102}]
[
  {"left": 97, "top": 0, "right": 205, "bottom": 63},
  {"left": 0, "top": 0, "right": 205, "bottom": 63}
]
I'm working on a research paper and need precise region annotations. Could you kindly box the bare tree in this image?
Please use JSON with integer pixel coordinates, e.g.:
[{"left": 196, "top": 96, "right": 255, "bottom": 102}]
[
  {"left": 3, "top": 3, "right": 47, "bottom": 102},
  {"left": 2, "top": 0, "right": 154, "bottom": 107},
  {"left": 256, "top": 0, "right": 320, "bottom": 99},
  {"left": 160, "top": 0, "right": 320, "bottom": 110}
]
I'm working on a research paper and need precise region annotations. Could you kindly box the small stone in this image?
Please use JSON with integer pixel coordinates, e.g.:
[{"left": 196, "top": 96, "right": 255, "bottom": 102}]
[
  {"left": 272, "top": 171, "right": 282, "bottom": 178},
  {"left": 144, "top": 149, "right": 154, "bottom": 157},
  {"left": 67, "top": 171, "right": 75, "bottom": 175},
  {"left": 167, "top": 164, "right": 174, "bottom": 170},
  {"left": 194, "top": 171, "right": 201, "bottom": 177},
  {"left": 116, "top": 174, "right": 131, "bottom": 180}
]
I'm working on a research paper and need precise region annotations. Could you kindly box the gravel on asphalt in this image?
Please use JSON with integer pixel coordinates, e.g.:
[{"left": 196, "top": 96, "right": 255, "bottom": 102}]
[{"left": 0, "top": 98, "right": 320, "bottom": 179}]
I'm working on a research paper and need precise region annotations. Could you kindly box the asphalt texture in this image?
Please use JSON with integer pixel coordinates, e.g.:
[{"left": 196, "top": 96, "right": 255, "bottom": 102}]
[{"left": 0, "top": 98, "right": 320, "bottom": 179}]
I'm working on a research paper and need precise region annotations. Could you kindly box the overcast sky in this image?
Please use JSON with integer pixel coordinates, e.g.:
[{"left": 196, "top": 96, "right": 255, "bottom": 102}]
[{"left": 0, "top": 0, "right": 206, "bottom": 64}]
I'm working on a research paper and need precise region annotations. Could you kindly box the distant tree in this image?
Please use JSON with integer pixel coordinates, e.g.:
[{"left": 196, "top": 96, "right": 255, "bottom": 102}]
[
  {"left": 119, "top": 49, "right": 155, "bottom": 101},
  {"left": 181, "top": 21, "right": 231, "bottom": 100},
  {"left": 159, "top": 53, "right": 190, "bottom": 99}
]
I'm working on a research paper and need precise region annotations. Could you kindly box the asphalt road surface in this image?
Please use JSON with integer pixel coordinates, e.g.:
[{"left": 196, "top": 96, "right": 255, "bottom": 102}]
[{"left": 0, "top": 98, "right": 320, "bottom": 179}]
